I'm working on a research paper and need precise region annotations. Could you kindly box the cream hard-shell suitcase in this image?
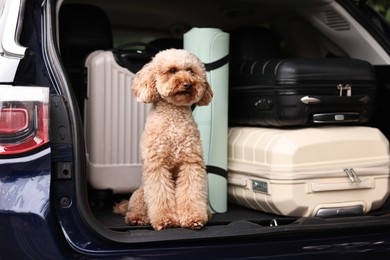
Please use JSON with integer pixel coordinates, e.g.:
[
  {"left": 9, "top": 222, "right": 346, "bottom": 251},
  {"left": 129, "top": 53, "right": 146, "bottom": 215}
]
[
  {"left": 84, "top": 50, "right": 152, "bottom": 193},
  {"left": 228, "top": 126, "right": 390, "bottom": 217}
]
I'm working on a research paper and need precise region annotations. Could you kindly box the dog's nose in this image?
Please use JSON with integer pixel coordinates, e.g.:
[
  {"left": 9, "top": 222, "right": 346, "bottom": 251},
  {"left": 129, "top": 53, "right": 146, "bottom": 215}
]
[{"left": 183, "top": 82, "right": 192, "bottom": 90}]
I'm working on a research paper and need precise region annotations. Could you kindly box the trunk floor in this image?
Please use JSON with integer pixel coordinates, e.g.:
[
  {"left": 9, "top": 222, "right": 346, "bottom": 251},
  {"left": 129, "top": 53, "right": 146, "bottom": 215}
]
[
  {"left": 92, "top": 195, "right": 390, "bottom": 232},
  {"left": 93, "top": 203, "right": 296, "bottom": 231}
]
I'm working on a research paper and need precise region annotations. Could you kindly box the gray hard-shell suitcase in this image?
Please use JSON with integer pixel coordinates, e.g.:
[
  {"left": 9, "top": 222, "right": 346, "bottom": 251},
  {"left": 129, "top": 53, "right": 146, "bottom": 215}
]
[{"left": 84, "top": 48, "right": 153, "bottom": 193}]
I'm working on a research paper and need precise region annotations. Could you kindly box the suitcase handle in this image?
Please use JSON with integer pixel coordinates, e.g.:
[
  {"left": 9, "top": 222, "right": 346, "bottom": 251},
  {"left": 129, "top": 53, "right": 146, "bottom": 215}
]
[
  {"left": 112, "top": 42, "right": 160, "bottom": 53},
  {"left": 300, "top": 95, "right": 370, "bottom": 105},
  {"left": 311, "top": 178, "right": 372, "bottom": 192}
]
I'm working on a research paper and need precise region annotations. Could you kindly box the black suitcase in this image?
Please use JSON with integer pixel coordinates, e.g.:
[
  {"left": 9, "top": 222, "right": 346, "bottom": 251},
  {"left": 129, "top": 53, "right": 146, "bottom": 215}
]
[{"left": 229, "top": 58, "right": 376, "bottom": 127}]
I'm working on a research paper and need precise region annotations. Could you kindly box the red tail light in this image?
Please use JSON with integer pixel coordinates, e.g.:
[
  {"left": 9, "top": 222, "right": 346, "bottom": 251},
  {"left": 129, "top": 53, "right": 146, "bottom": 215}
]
[
  {"left": 0, "top": 107, "right": 29, "bottom": 134},
  {"left": 0, "top": 86, "right": 49, "bottom": 155}
]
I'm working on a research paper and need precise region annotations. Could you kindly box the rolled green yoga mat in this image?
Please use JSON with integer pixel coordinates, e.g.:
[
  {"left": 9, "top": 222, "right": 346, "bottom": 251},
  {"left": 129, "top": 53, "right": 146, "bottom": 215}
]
[{"left": 184, "top": 28, "right": 229, "bottom": 213}]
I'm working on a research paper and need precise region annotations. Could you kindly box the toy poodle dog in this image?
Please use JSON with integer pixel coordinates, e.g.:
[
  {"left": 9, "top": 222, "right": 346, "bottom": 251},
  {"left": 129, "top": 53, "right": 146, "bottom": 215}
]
[{"left": 113, "top": 49, "right": 213, "bottom": 230}]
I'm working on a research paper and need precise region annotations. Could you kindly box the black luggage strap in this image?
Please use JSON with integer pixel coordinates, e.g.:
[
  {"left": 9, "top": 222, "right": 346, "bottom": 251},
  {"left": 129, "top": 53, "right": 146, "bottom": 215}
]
[
  {"left": 206, "top": 165, "right": 228, "bottom": 214},
  {"left": 191, "top": 55, "right": 229, "bottom": 112},
  {"left": 206, "top": 165, "right": 227, "bottom": 179},
  {"left": 204, "top": 55, "right": 229, "bottom": 71}
]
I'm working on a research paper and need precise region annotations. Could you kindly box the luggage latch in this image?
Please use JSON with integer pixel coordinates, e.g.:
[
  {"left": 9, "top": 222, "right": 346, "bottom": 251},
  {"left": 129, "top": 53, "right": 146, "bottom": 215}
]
[
  {"left": 252, "top": 180, "right": 268, "bottom": 193},
  {"left": 337, "top": 84, "right": 352, "bottom": 96},
  {"left": 300, "top": 96, "right": 321, "bottom": 104},
  {"left": 344, "top": 168, "right": 361, "bottom": 183}
]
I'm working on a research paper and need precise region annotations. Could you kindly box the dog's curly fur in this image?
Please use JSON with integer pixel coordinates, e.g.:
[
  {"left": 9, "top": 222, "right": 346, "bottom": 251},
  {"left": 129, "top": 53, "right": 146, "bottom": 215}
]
[{"left": 113, "top": 49, "right": 213, "bottom": 230}]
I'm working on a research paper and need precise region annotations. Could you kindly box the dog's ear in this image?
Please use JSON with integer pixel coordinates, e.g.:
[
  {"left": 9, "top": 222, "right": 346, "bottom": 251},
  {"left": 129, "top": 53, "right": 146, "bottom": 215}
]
[
  {"left": 196, "top": 81, "right": 213, "bottom": 106},
  {"left": 132, "top": 63, "right": 160, "bottom": 103}
]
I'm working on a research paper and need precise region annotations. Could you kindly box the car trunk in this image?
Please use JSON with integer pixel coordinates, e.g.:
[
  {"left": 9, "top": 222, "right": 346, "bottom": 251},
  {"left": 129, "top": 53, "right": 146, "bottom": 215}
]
[{"left": 50, "top": 0, "right": 390, "bottom": 247}]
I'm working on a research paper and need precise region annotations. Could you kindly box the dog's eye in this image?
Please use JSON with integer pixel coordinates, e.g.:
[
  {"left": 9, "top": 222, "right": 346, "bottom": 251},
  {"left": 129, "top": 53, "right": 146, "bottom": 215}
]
[
  {"left": 187, "top": 68, "right": 194, "bottom": 75},
  {"left": 169, "top": 68, "right": 177, "bottom": 74}
]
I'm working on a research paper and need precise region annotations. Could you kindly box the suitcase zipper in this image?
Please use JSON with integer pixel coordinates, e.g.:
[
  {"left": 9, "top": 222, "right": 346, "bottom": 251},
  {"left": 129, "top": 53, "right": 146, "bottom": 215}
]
[
  {"left": 344, "top": 168, "right": 361, "bottom": 183},
  {"left": 300, "top": 83, "right": 352, "bottom": 104},
  {"left": 337, "top": 83, "right": 352, "bottom": 96},
  {"left": 228, "top": 161, "right": 390, "bottom": 180}
]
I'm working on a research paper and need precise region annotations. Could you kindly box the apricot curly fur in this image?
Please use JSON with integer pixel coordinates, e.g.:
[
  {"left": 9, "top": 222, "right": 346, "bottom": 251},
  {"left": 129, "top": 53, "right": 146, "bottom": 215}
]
[{"left": 113, "top": 49, "right": 213, "bottom": 230}]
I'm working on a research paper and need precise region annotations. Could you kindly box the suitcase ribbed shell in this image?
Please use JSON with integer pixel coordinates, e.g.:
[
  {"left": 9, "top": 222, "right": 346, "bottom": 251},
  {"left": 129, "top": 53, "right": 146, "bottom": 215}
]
[
  {"left": 85, "top": 50, "right": 152, "bottom": 193},
  {"left": 228, "top": 126, "right": 390, "bottom": 216}
]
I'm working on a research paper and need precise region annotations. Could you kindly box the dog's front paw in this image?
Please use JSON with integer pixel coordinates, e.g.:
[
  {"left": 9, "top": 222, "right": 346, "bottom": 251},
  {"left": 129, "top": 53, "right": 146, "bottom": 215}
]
[
  {"left": 179, "top": 212, "right": 209, "bottom": 230},
  {"left": 125, "top": 212, "right": 149, "bottom": 226},
  {"left": 151, "top": 216, "right": 179, "bottom": 231},
  {"left": 181, "top": 217, "right": 206, "bottom": 230}
]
